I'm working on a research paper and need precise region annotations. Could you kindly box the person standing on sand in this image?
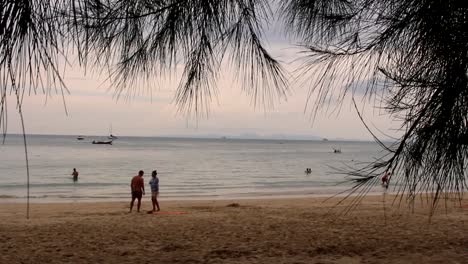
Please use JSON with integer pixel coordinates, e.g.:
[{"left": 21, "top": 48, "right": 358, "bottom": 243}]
[
  {"left": 130, "top": 170, "right": 145, "bottom": 212},
  {"left": 71, "top": 168, "right": 79, "bottom": 181},
  {"left": 149, "top": 170, "right": 160, "bottom": 212}
]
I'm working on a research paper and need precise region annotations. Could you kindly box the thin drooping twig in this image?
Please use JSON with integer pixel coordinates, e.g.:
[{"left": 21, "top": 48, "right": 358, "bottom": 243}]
[
  {"left": 15, "top": 89, "right": 30, "bottom": 219},
  {"left": 19, "top": 107, "right": 30, "bottom": 219}
]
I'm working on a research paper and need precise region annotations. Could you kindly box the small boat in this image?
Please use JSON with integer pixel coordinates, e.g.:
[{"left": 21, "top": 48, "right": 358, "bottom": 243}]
[
  {"left": 107, "top": 124, "right": 118, "bottom": 140},
  {"left": 92, "top": 140, "right": 113, "bottom": 145},
  {"left": 77, "top": 136, "right": 84, "bottom": 140},
  {"left": 333, "top": 147, "right": 342, "bottom": 153}
]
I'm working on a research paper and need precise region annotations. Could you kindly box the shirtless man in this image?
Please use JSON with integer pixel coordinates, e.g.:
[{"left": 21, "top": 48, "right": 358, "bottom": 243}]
[
  {"left": 72, "top": 168, "right": 79, "bottom": 181},
  {"left": 129, "top": 170, "right": 145, "bottom": 212}
]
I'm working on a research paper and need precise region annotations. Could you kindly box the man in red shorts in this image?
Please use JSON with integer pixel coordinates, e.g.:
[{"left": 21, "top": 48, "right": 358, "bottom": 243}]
[{"left": 129, "top": 170, "right": 145, "bottom": 212}]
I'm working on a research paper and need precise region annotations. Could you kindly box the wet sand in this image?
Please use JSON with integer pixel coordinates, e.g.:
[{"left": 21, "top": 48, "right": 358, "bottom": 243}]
[{"left": 0, "top": 195, "right": 467, "bottom": 263}]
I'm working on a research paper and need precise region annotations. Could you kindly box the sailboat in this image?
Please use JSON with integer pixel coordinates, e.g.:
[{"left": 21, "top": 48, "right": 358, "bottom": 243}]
[
  {"left": 108, "top": 134, "right": 118, "bottom": 140},
  {"left": 108, "top": 124, "right": 118, "bottom": 140},
  {"left": 332, "top": 147, "right": 342, "bottom": 153}
]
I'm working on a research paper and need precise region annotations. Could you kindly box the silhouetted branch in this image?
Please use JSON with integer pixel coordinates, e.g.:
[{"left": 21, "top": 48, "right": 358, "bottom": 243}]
[{"left": 282, "top": 0, "right": 468, "bottom": 209}]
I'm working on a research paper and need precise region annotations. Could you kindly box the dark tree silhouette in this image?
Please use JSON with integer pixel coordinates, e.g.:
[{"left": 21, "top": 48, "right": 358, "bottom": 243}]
[
  {"left": 1, "top": 0, "right": 467, "bottom": 210},
  {"left": 280, "top": 0, "right": 468, "bottom": 210}
]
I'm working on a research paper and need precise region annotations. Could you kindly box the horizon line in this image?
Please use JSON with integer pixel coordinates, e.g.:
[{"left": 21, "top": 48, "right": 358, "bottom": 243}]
[{"left": 3, "top": 133, "right": 381, "bottom": 142}]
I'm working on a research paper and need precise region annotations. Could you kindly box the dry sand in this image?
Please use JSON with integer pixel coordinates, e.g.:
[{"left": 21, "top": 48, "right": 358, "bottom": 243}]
[{"left": 0, "top": 195, "right": 467, "bottom": 264}]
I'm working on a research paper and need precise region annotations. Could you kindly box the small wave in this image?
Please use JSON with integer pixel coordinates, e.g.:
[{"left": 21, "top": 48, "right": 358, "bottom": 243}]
[
  {"left": 0, "top": 195, "right": 49, "bottom": 199},
  {"left": 0, "top": 195, "right": 17, "bottom": 198},
  {"left": 0, "top": 194, "right": 125, "bottom": 199},
  {"left": 0, "top": 182, "right": 124, "bottom": 188}
]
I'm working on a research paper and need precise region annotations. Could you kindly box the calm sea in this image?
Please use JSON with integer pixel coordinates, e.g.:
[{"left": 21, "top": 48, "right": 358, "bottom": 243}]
[{"left": 0, "top": 134, "right": 386, "bottom": 202}]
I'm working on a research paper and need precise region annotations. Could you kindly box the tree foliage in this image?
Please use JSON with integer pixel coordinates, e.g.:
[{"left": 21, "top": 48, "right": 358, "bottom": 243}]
[
  {"left": 281, "top": 0, "right": 468, "bottom": 208},
  {"left": 1, "top": 0, "right": 467, "bottom": 207}
]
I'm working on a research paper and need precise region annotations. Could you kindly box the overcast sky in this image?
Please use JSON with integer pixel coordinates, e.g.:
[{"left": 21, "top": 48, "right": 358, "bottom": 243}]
[{"left": 4, "top": 23, "right": 401, "bottom": 141}]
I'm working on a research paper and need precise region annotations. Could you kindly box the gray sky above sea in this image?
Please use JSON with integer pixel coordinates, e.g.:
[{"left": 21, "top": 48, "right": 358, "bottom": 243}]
[{"left": 4, "top": 21, "right": 400, "bottom": 141}]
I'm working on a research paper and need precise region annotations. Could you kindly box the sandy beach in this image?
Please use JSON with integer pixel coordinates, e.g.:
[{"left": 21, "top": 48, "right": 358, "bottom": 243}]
[{"left": 0, "top": 195, "right": 467, "bottom": 264}]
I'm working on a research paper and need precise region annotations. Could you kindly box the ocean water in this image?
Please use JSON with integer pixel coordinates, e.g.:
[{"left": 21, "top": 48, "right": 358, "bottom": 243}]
[{"left": 0, "top": 135, "right": 386, "bottom": 202}]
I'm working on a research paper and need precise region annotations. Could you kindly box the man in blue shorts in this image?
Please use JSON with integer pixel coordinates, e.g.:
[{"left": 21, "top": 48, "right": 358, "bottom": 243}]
[{"left": 149, "top": 170, "right": 160, "bottom": 212}]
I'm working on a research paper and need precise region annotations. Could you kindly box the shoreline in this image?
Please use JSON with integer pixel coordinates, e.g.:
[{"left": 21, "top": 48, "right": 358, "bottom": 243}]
[
  {"left": 0, "top": 189, "right": 395, "bottom": 204},
  {"left": 1, "top": 189, "right": 463, "bottom": 204},
  {"left": 1, "top": 192, "right": 466, "bottom": 213}
]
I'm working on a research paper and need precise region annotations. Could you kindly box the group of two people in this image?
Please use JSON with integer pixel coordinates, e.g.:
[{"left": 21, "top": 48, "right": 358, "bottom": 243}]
[{"left": 130, "top": 170, "right": 160, "bottom": 213}]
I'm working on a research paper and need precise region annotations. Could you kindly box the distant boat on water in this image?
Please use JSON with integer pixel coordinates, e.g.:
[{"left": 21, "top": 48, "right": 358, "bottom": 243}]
[
  {"left": 322, "top": 138, "right": 329, "bottom": 142},
  {"left": 107, "top": 124, "right": 118, "bottom": 140},
  {"left": 77, "top": 136, "right": 84, "bottom": 140},
  {"left": 333, "top": 147, "right": 341, "bottom": 153},
  {"left": 92, "top": 140, "right": 113, "bottom": 145}
]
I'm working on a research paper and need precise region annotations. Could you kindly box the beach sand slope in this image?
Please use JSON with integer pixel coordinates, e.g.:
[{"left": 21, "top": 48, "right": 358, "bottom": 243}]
[{"left": 0, "top": 196, "right": 467, "bottom": 263}]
